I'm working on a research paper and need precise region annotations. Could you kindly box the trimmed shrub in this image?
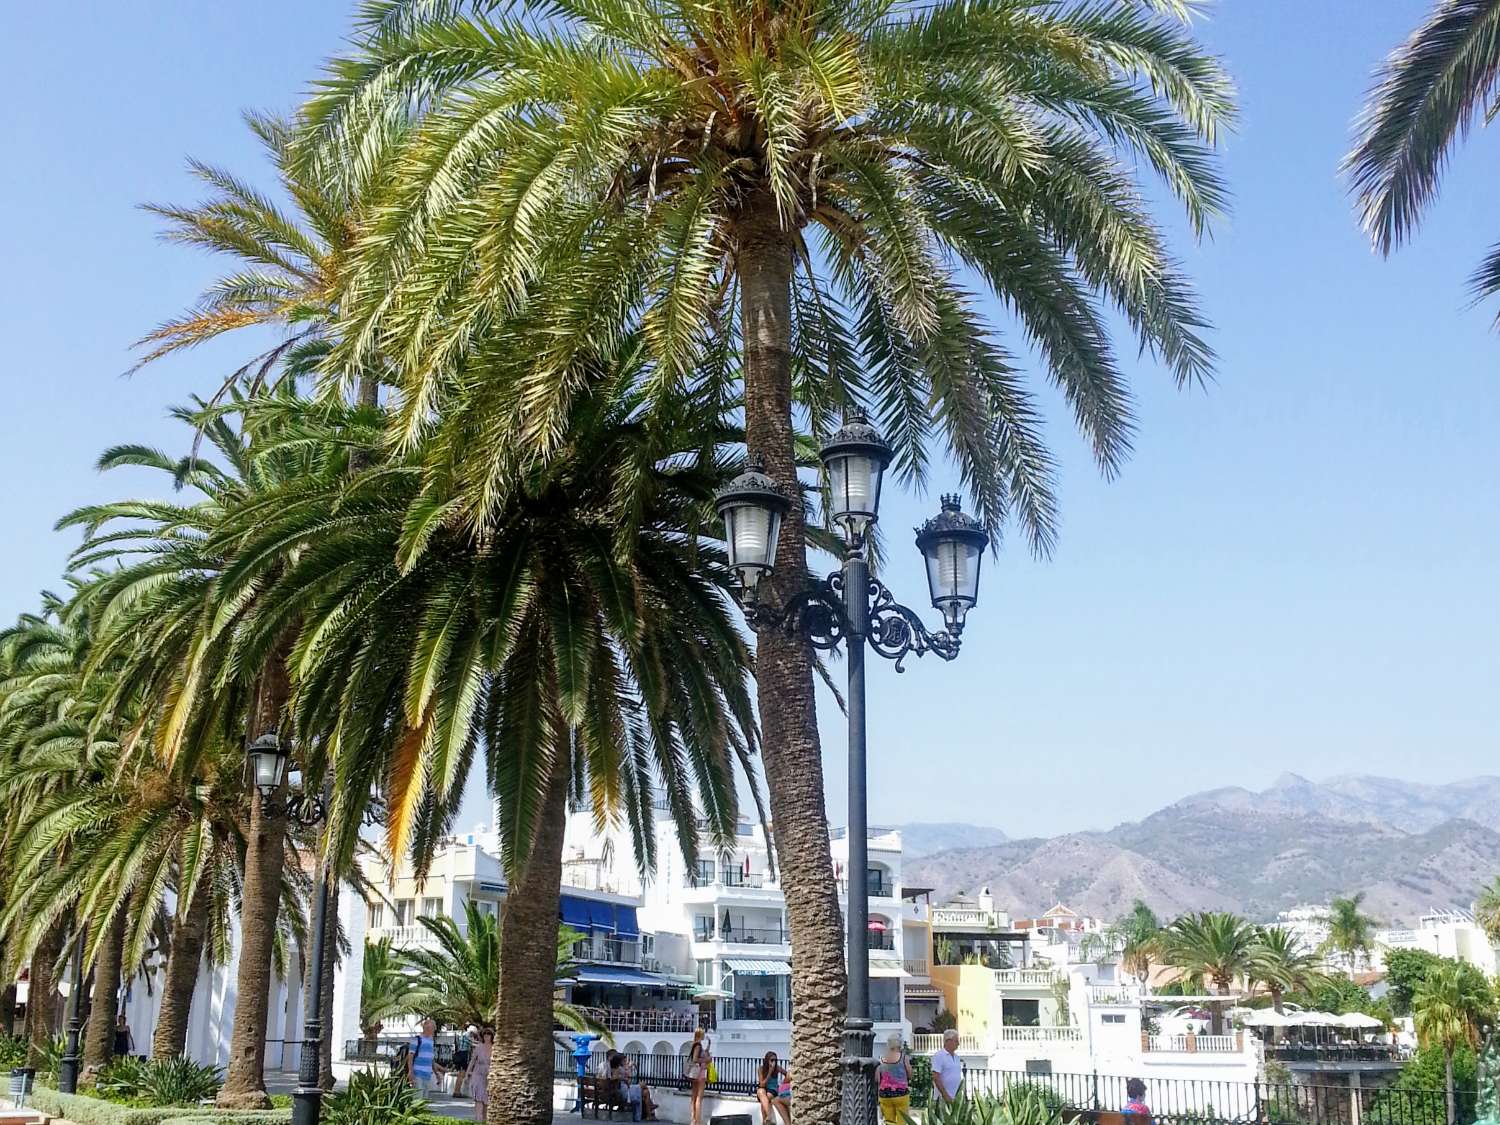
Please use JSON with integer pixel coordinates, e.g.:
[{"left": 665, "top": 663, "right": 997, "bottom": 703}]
[
  {"left": 926, "top": 1083, "right": 1066, "bottom": 1125},
  {"left": 28, "top": 1085, "right": 290, "bottom": 1125}
]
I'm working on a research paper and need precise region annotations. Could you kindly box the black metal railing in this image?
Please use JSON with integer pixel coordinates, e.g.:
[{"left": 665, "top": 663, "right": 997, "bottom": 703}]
[
  {"left": 952, "top": 1067, "right": 1462, "bottom": 1125},
  {"left": 554, "top": 1050, "right": 765, "bottom": 1096},
  {"left": 569, "top": 937, "right": 641, "bottom": 964},
  {"left": 727, "top": 999, "right": 792, "bottom": 1022},
  {"left": 722, "top": 926, "right": 787, "bottom": 944},
  {"left": 1264, "top": 1044, "right": 1408, "bottom": 1063},
  {"left": 867, "top": 931, "right": 896, "bottom": 951},
  {"left": 870, "top": 1002, "right": 901, "bottom": 1021},
  {"left": 343, "top": 1036, "right": 460, "bottom": 1068}
]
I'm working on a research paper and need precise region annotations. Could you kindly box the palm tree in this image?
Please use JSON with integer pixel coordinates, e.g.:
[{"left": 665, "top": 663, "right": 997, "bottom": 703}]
[
  {"left": 1111, "top": 900, "right": 1162, "bottom": 986},
  {"left": 1346, "top": 1, "right": 1500, "bottom": 312},
  {"left": 399, "top": 903, "right": 600, "bottom": 1036},
  {"left": 1414, "top": 961, "right": 1493, "bottom": 1125},
  {"left": 1322, "top": 894, "right": 1380, "bottom": 975},
  {"left": 1160, "top": 912, "right": 1258, "bottom": 1034},
  {"left": 304, "top": 5, "right": 1232, "bottom": 1113},
  {"left": 1474, "top": 877, "right": 1500, "bottom": 947},
  {"left": 1249, "top": 926, "right": 1327, "bottom": 1014},
  {"left": 360, "top": 937, "right": 417, "bottom": 1040},
  {"left": 224, "top": 378, "right": 756, "bottom": 1124}
]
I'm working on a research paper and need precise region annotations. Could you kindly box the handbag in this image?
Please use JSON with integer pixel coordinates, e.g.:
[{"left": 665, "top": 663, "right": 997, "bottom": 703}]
[{"left": 706, "top": 1060, "right": 718, "bottom": 1084}]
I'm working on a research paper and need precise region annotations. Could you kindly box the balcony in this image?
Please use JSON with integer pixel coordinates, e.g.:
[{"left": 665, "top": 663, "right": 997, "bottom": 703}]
[
  {"left": 902, "top": 957, "right": 929, "bottom": 977},
  {"left": 1146, "top": 1033, "right": 1242, "bottom": 1054},
  {"left": 871, "top": 1002, "right": 902, "bottom": 1023},
  {"left": 841, "top": 877, "right": 896, "bottom": 899},
  {"left": 1265, "top": 1043, "right": 1407, "bottom": 1063},
  {"left": 931, "top": 907, "right": 1009, "bottom": 929},
  {"left": 369, "top": 924, "right": 446, "bottom": 951},
  {"left": 992, "top": 969, "right": 1058, "bottom": 987},
  {"left": 867, "top": 931, "right": 896, "bottom": 952},
  {"left": 694, "top": 925, "right": 787, "bottom": 945},
  {"left": 575, "top": 1006, "right": 698, "bottom": 1034},
  {"left": 570, "top": 936, "right": 641, "bottom": 965},
  {"left": 1088, "top": 985, "right": 1138, "bottom": 1005},
  {"left": 725, "top": 999, "right": 792, "bottom": 1023},
  {"left": 996, "top": 1025, "right": 1084, "bottom": 1045},
  {"left": 683, "top": 871, "right": 773, "bottom": 893},
  {"left": 912, "top": 1033, "right": 983, "bottom": 1053}
]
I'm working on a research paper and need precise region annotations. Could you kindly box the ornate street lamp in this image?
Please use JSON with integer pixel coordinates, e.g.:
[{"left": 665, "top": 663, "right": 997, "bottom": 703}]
[
  {"left": 56, "top": 935, "right": 86, "bottom": 1093},
  {"left": 715, "top": 412, "right": 989, "bottom": 1125}
]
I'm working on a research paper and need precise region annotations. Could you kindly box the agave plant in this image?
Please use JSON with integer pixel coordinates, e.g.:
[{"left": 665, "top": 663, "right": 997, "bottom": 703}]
[
  {"left": 323, "top": 1068, "right": 439, "bottom": 1125},
  {"left": 95, "top": 1055, "right": 224, "bottom": 1108},
  {"left": 926, "top": 1083, "right": 1065, "bottom": 1125}
]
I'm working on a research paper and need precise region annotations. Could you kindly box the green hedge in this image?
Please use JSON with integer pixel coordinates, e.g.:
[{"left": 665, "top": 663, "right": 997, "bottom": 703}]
[{"left": 28, "top": 1086, "right": 292, "bottom": 1125}]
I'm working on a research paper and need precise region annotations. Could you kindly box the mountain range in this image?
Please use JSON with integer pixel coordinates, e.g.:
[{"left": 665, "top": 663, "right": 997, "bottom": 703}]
[{"left": 900, "top": 773, "right": 1500, "bottom": 925}]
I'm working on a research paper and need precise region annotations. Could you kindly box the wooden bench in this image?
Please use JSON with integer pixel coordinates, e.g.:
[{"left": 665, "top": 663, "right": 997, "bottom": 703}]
[{"left": 579, "top": 1076, "right": 633, "bottom": 1119}]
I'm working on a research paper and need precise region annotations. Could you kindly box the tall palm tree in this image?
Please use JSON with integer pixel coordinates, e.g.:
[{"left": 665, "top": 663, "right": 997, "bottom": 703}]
[
  {"left": 1322, "top": 893, "right": 1380, "bottom": 975},
  {"left": 1414, "top": 960, "right": 1493, "bottom": 1125},
  {"left": 1474, "top": 877, "right": 1500, "bottom": 947},
  {"left": 1249, "top": 926, "right": 1326, "bottom": 1014},
  {"left": 1160, "top": 912, "right": 1258, "bottom": 1034},
  {"left": 399, "top": 903, "right": 600, "bottom": 1035},
  {"left": 1346, "top": 1, "right": 1500, "bottom": 311},
  {"left": 304, "top": 5, "right": 1232, "bottom": 1113},
  {"left": 1111, "top": 900, "right": 1162, "bottom": 986},
  {"left": 360, "top": 936, "right": 417, "bottom": 1039},
  {"left": 224, "top": 378, "right": 756, "bottom": 1124}
]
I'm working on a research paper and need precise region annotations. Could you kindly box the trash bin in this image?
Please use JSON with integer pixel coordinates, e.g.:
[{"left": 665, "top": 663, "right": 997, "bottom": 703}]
[{"left": 9, "top": 1067, "right": 35, "bottom": 1108}]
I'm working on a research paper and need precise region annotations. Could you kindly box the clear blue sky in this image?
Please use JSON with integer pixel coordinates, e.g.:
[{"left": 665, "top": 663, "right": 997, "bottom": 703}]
[{"left": 2, "top": 2, "right": 1496, "bottom": 840}]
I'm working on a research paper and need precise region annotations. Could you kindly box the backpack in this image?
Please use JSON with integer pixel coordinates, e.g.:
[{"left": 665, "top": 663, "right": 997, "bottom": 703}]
[{"left": 390, "top": 1038, "right": 414, "bottom": 1077}]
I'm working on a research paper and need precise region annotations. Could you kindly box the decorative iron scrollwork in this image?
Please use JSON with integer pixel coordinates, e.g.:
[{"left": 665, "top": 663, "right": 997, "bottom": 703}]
[{"left": 740, "top": 572, "right": 961, "bottom": 669}]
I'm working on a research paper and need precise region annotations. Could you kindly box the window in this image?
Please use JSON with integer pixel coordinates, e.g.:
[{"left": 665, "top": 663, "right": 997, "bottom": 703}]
[
  {"left": 1101, "top": 1014, "right": 1125, "bottom": 1025},
  {"left": 367, "top": 902, "right": 385, "bottom": 930},
  {"left": 693, "top": 860, "right": 715, "bottom": 886},
  {"left": 696, "top": 959, "right": 714, "bottom": 987},
  {"left": 475, "top": 901, "right": 497, "bottom": 919},
  {"left": 642, "top": 934, "right": 655, "bottom": 956},
  {"left": 421, "top": 897, "right": 443, "bottom": 918},
  {"left": 394, "top": 899, "right": 414, "bottom": 926},
  {"left": 693, "top": 915, "right": 715, "bottom": 942}
]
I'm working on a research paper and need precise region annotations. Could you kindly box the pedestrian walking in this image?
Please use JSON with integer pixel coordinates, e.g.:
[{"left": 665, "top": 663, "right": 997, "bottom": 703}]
[
  {"left": 406, "top": 1018, "right": 445, "bottom": 1096},
  {"left": 931, "top": 1029, "right": 964, "bottom": 1104},
  {"left": 467, "top": 1028, "right": 493, "bottom": 1120},
  {"left": 877, "top": 1033, "right": 911, "bottom": 1123}
]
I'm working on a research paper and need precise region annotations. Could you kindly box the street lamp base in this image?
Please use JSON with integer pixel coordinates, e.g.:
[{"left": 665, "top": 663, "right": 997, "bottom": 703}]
[
  {"left": 840, "top": 1016, "right": 878, "bottom": 1125},
  {"left": 291, "top": 1087, "right": 322, "bottom": 1125},
  {"left": 57, "top": 1058, "right": 80, "bottom": 1096}
]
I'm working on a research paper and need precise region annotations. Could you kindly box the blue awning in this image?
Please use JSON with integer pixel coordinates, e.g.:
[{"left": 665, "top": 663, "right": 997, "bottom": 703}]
[
  {"left": 589, "top": 900, "right": 617, "bottom": 932},
  {"left": 615, "top": 906, "right": 640, "bottom": 939},
  {"left": 560, "top": 895, "right": 593, "bottom": 930},
  {"left": 573, "top": 966, "right": 671, "bottom": 988}
]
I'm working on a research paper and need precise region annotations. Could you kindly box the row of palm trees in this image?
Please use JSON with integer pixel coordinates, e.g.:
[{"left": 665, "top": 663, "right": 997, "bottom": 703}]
[
  {"left": 4, "top": 0, "right": 1494, "bottom": 1120},
  {"left": 0, "top": 1, "right": 1238, "bottom": 1122}
]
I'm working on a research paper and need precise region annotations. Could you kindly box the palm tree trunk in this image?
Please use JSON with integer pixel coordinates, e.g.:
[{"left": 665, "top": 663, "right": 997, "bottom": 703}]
[
  {"left": 1445, "top": 1046, "right": 1455, "bottom": 1125},
  {"left": 0, "top": 982, "right": 16, "bottom": 1037},
  {"left": 736, "top": 189, "right": 847, "bottom": 1125},
  {"left": 217, "top": 653, "right": 292, "bottom": 1110},
  {"left": 26, "top": 920, "right": 66, "bottom": 1067},
  {"left": 1271, "top": 987, "right": 1283, "bottom": 1015},
  {"left": 153, "top": 872, "right": 211, "bottom": 1059},
  {"left": 82, "top": 908, "right": 129, "bottom": 1075},
  {"left": 488, "top": 752, "right": 571, "bottom": 1125}
]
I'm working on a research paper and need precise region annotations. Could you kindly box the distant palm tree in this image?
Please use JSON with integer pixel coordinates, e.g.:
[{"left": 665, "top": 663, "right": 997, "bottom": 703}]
[
  {"left": 1474, "top": 877, "right": 1500, "bottom": 946},
  {"left": 400, "top": 902, "right": 600, "bottom": 1036},
  {"left": 1345, "top": 0, "right": 1500, "bottom": 314},
  {"left": 1249, "top": 926, "right": 1327, "bottom": 1014},
  {"left": 360, "top": 937, "right": 417, "bottom": 1039},
  {"left": 1111, "top": 901, "right": 1163, "bottom": 986},
  {"left": 1414, "top": 961, "right": 1493, "bottom": 1125},
  {"left": 1322, "top": 894, "right": 1380, "bottom": 974},
  {"left": 1160, "top": 912, "right": 1258, "bottom": 1033}
]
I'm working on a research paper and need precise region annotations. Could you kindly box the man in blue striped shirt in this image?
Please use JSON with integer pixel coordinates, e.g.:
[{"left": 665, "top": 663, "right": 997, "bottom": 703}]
[{"left": 407, "top": 1018, "right": 446, "bottom": 1096}]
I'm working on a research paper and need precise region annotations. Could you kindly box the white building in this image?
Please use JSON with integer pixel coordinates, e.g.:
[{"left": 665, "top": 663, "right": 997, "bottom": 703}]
[{"left": 1374, "top": 908, "right": 1499, "bottom": 976}]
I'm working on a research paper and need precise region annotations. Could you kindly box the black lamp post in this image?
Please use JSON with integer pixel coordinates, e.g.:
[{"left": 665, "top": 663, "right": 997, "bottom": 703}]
[
  {"left": 56, "top": 931, "right": 86, "bottom": 1093},
  {"left": 246, "top": 732, "right": 331, "bottom": 1125},
  {"left": 716, "top": 411, "right": 989, "bottom": 1125}
]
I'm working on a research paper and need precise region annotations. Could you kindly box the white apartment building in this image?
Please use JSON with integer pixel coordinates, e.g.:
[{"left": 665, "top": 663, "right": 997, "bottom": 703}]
[
  {"left": 557, "top": 801, "right": 916, "bottom": 1059},
  {"left": 1374, "top": 908, "right": 1499, "bottom": 976}
]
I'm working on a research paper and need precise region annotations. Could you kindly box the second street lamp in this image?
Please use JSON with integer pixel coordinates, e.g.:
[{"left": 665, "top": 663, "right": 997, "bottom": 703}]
[{"left": 716, "top": 411, "right": 989, "bottom": 1125}]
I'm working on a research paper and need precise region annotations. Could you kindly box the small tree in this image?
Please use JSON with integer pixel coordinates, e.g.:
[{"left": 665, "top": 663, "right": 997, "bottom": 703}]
[
  {"left": 1160, "top": 912, "right": 1258, "bottom": 1033},
  {"left": 1321, "top": 894, "right": 1380, "bottom": 974},
  {"left": 1249, "top": 926, "right": 1327, "bottom": 1014},
  {"left": 1413, "top": 962, "right": 1493, "bottom": 1125},
  {"left": 360, "top": 937, "right": 417, "bottom": 1039}
]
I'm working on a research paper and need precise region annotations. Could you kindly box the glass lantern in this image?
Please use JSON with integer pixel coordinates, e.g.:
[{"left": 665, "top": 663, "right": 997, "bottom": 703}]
[
  {"left": 246, "top": 732, "right": 289, "bottom": 800},
  {"left": 819, "top": 411, "right": 893, "bottom": 546},
  {"left": 915, "top": 494, "right": 989, "bottom": 632},
  {"left": 714, "top": 462, "right": 792, "bottom": 594}
]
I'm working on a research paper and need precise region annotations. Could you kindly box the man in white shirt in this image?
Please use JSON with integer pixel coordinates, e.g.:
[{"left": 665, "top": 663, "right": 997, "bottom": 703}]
[{"left": 931, "top": 1029, "right": 964, "bottom": 1104}]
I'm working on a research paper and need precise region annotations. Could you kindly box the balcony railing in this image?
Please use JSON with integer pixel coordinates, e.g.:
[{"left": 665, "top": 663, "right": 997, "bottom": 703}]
[
  {"left": 575, "top": 1006, "right": 698, "bottom": 1034},
  {"left": 841, "top": 878, "right": 896, "bottom": 898},
  {"left": 1264, "top": 1043, "right": 1407, "bottom": 1063},
  {"left": 903, "top": 957, "right": 929, "bottom": 976},
  {"left": 867, "top": 931, "right": 896, "bottom": 952},
  {"left": 570, "top": 937, "right": 641, "bottom": 964},
  {"left": 1146, "top": 1033, "right": 1242, "bottom": 1054},
  {"left": 996, "top": 1025, "right": 1084, "bottom": 1045},
  {"left": 725, "top": 999, "right": 792, "bottom": 1022},
  {"left": 721, "top": 926, "right": 787, "bottom": 945},
  {"left": 369, "top": 924, "right": 446, "bottom": 950},
  {"left": 912, "top": 1033, "right": 984, "bottom": 1053},
  {"left": 871, "top": 1002, "right": 902, "bottom": 1022},
  {"left": 685, "top": 871, "right": 770, "bottom": 890},
  {"left": 1088, "top": 985, "right": 1139, "bottom": 1005},
  {"left": 993, "top": 969, "right": 1058, "bottom": 986},
  {"left": 931, "top": 908, "right": 1009, "bottom": 928}
]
